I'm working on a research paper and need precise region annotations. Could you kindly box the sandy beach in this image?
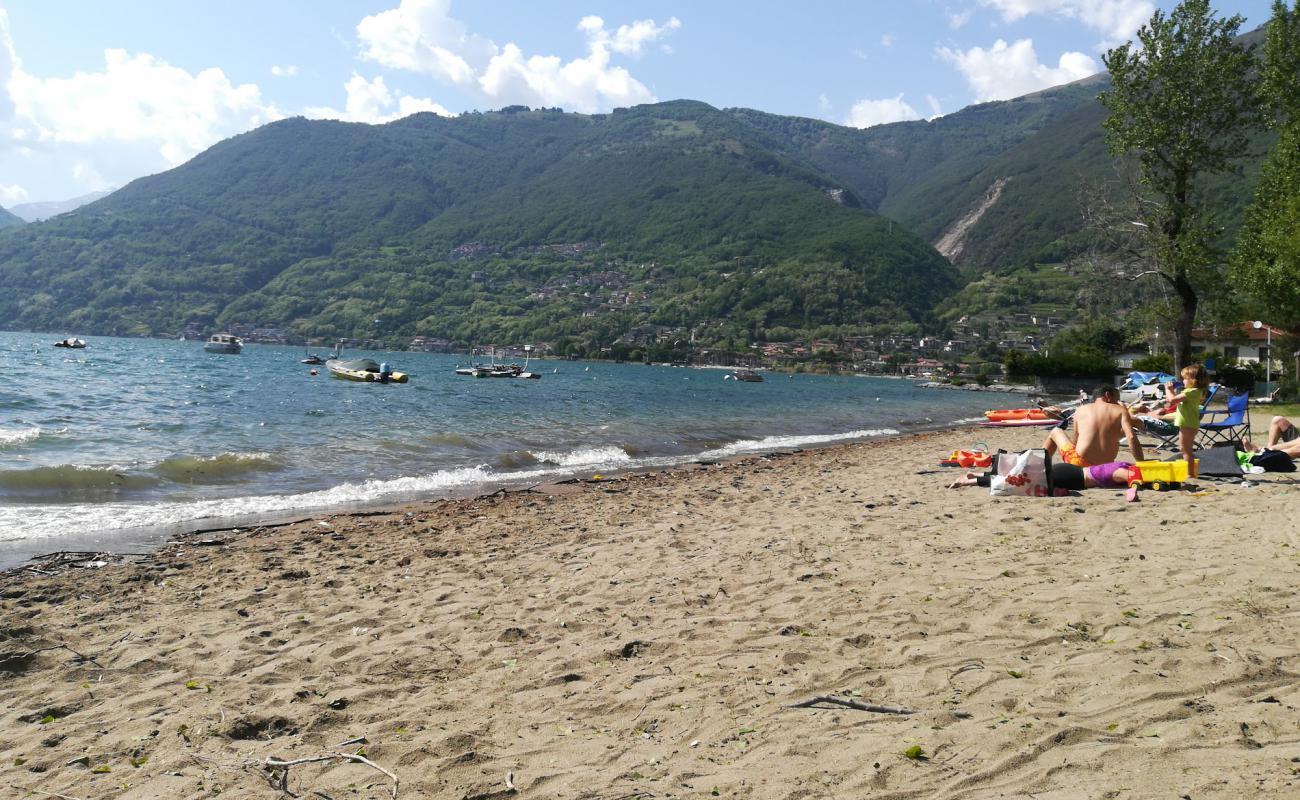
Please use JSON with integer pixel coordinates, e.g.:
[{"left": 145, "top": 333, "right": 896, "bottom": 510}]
[{"left": 3, "top": 427, "right": 1299, "bottom": 799}]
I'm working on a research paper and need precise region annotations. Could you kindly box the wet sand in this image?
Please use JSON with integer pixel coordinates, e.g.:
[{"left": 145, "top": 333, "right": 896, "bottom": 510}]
[{"left": 2, "top": 427, "right": 1299, "bottom": 799}]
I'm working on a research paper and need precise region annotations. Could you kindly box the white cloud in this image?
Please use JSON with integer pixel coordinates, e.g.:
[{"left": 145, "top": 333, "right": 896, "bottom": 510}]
[
  {"left": 585, "top": 15, "right": 682, "bottom": 57},
  {"left": 844, "top": 94, "right": 922, "bottom": 128},
  {"left": 925, "top": 94, "right": 944, "bottom": 118},
  {"left": 977, "top": 0, "right": 1154, "bottom": 47},
  {"left": 270, "top": 64, "right": 299, "bottom": 77},
  {"left": 9, "top": 49, "right": 281, "bottom": 166},
  {"left": 851, "top": 48, "right": 868, "bottom": 61},
  {"left": 880, "top": 33, "right": 895, "bottom": 47},
  {"left": 0, "top": 10, "right": 286, "bottom": 200},
  {"left": 304, "top": 73, "right": 452, "bottom": 123},
  {"left": 937, "top": 38, "right": 1097, "bottom": 101},
  {"left": 1, "top": 183, "right": 27, "bottom": 205},
  {"left": 948, "top": 9, "right": 974, "bottom": 29},
  {"left": 356, "top": 0, "right": 677, "bottom": 113},
  {"left": 817, "top": 93, "right": 832, "bottom": 113}
]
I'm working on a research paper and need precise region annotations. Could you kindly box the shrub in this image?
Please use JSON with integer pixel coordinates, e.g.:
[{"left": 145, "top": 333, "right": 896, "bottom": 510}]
[
  {"left": 1131, "top": 352, "right": 1173, "bottom": 373},
  {"left": 1012, "top": 350, "right": 1117, "bottom": 379}
]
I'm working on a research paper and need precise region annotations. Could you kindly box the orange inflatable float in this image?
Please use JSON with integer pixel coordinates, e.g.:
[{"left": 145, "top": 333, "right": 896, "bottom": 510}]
[
  {"left": 940, "top": 450, "right": 993, "bottom": 468},
  {"left": 984, "top": 408, "right": 1050, "bottom": 422}
]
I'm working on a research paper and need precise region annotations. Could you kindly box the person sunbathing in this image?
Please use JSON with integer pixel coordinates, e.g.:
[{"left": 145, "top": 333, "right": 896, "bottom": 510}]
[
  {"left": 948, "top": 461, "right": 1134, "bottom": 490},
  {"left": 1243, "top": 415, "right": 1300, "bottom": 458},
  {"left": 1267, "top": 415, "right": 1298, "bottom": 448}
]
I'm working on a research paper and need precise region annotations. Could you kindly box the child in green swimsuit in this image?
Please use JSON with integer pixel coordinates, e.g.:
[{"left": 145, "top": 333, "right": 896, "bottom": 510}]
[{"left": 1163, "top": 364, "right": 1207, "bottom": 478}]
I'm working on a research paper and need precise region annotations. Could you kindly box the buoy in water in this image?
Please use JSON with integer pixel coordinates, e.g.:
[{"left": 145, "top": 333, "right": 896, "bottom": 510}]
[{"left": 309, "top": 369, "right": 318, "bottom": 376}]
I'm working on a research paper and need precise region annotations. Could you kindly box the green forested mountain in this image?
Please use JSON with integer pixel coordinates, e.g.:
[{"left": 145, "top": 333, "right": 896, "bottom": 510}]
[
  {"left": 0, "top": 206, "right": 22, "bottom": 229},
  {"left": 729, "top": 62, "right": 1269, "bottom": 277},
  {"left": 0, "top": 40, "right": 1274, "bottom": 347},
  {"left": 0, "top": 101, "right": 958, "bottom": 344}
]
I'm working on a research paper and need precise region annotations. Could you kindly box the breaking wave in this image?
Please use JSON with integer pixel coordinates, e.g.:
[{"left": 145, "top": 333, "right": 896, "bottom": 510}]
[
  {"left": 154, "top": 452, "right": 284, "bottom": 484},
  {"left": 0, "top": 427, "right": 40, "bottom": 448},
  {"left": 698, "top": 428, "right": 900, "bottom": 460}
]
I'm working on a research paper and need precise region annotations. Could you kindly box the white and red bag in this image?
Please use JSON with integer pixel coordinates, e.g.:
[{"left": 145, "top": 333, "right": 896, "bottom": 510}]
[{"left": 989, "top": 448, "right": 1052, "bottom": 497}]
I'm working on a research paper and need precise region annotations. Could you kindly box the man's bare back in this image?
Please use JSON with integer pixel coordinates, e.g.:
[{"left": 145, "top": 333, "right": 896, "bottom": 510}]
[{"left": 1045, "top": 389, "right": 1144, "bottom": 466}]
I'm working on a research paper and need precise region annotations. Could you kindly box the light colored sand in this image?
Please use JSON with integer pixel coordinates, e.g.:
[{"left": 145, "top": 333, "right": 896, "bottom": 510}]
[{"left": 2, "top": 429, "right": 1299, "bottom": 799}]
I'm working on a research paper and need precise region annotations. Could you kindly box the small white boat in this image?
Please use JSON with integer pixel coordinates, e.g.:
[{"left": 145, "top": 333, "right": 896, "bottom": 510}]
[
  {"left": 732, "top": 369, "right": 764, "bottom": 382},
  {"left": 326, "top": 357, "right": 408, "bottom": 383},
  {"left": 204, "top": 333, "right": 243, "bottom": 354},
  {"left": 53, "top": 337, "right": 86, "bottom": 349}
]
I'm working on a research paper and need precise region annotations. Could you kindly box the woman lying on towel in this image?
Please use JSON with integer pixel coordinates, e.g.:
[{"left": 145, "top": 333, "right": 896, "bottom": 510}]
[{"left": 948, "top": 462, "right": 1134, "bottom": 490}]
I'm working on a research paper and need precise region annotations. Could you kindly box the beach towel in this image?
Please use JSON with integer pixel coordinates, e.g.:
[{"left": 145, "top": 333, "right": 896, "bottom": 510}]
[{"left": 1182, "top": 447, "right": 1244, "bottom": 478}]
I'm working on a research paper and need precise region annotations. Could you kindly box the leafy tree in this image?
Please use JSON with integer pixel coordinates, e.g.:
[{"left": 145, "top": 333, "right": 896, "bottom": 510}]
[
  {"left": 1232, "top": 1, "right": 1300, "bottom": 336},
  {"left": 1099, "top": 0, "right": 1262, "bottom": 370},
  {"left": 1131, "top": 352, "right": 1174, "bottom": 373}
]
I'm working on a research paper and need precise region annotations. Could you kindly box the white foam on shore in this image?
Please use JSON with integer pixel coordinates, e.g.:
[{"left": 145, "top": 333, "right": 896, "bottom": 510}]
[
  {"left": 532, "top": 445, "right": 631, "bottom": 467},
  {"left": 0, "top": 427, "right": 40, "bottom": 447},
  {"left": 0, "top": 464, "right": 510, "bottom": 542},
  {"left": 698, "top": 428, "right": 900, "bottom": 460},
  {"left": 0, "top": 425, "right": 910, "bottom": 548}
]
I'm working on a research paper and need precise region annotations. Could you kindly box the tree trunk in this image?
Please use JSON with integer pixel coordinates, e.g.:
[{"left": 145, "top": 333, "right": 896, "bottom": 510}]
[{"left": 1173, "top": 270, "right": 1198, "bottom": 372}]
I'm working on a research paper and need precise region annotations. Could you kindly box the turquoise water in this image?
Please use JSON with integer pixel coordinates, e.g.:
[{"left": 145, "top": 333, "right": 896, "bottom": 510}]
[{"left": 0, "top": 331, "right": 1012, "bottom": 565}]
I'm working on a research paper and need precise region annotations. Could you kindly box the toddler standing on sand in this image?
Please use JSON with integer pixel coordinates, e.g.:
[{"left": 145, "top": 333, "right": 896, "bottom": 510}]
[{"left": 1163, "top": 364, "right": 1207, "bottom": 478}]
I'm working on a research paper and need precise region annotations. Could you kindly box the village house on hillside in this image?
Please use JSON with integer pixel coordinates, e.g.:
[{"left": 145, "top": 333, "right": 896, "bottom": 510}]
[{"left": 1191, "top": 322, "right": 1279, "bottom": 366}]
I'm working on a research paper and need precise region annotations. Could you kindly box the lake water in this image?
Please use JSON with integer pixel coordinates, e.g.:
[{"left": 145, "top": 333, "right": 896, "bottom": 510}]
[{"left": 0, "top": 331, "right": 1015, "bottom": 566}]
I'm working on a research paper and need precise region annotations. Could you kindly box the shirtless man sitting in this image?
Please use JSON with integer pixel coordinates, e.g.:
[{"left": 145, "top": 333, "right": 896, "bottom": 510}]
[{"left": 1042, "top": 384, "right": 1145, "bottom": 466}]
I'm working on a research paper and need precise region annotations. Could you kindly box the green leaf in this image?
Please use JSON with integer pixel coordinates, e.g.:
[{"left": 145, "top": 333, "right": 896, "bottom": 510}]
[{"left": 903, "top": 745, "right": 927, "bottom": 760}]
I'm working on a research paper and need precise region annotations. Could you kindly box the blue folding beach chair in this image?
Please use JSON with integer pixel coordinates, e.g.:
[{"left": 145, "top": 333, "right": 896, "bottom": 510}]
[{"left": 1198, "top": 391, "right": 1250, "bottom": 448}]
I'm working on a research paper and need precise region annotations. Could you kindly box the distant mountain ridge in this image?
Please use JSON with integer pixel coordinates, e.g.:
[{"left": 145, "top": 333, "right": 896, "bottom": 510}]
[
  {"left": 0, "top": 37, "right": 1271, "bottom": 344},
  {"left": 0, "top": 101, "right": 958, "bottom": 343},
  {"left": 0, "top": 206, "right": 21, "bottom": 229},
  {"left": 9, "top": 189, "right": 116, "bottom": 222}
]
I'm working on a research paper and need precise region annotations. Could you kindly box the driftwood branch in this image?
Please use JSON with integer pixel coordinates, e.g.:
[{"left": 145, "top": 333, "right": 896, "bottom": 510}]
[
  {"left": 9, "top": 787, "right": 86, "bottom": 800},
  {"left": 0, "top": 643, "right": 103, "bottom": 669},
  {"left": 787, "top": 695, "right": 916, "bottom": 715},
  {"left": 265, "top": 752, "right": 398, "bottom": 800}
]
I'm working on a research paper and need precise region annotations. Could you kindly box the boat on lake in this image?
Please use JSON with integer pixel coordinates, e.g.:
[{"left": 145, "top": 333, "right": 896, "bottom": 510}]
[
  {"left": 731, "top": 369, "right": 764, "bottom": 382},
  {"left": 326, "top": 357, "right": 408, "bottom": 383},
  {"left": 53, "top": 337, "right": 86, "bottom": 349},
  {"left": 457, "top": 346, "right": 541, "bottom": 379},
  {"left": 301, "top": 341, "right": 324, "bottom": 364},
  {"left": 203, "top": 334, "right": 242, "bottom": 354}
]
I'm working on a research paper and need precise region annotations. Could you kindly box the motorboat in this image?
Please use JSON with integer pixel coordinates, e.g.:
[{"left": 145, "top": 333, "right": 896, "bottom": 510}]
[
  {"left": 326, "top": 357, "right": 408, "bottom": 383},
  {"left": 204, "top": 333, "right": 243, "bottom": 354},
  {"left": 53, "top": 337, "right": 86, "bottom": 349},
  {"left": 458, "top": 345, "right": 542, "bottom": 379},
  {"left": 301, "top": 342, "right": 324, "bottom": 364},
  {"left": 732, "top": 369, "right": 764, "bottom": 382}
]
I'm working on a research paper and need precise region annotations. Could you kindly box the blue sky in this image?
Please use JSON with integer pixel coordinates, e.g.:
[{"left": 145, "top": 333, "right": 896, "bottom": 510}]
[{"left": 0, "top": 0, "right": 1278, "bottom": 204}]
